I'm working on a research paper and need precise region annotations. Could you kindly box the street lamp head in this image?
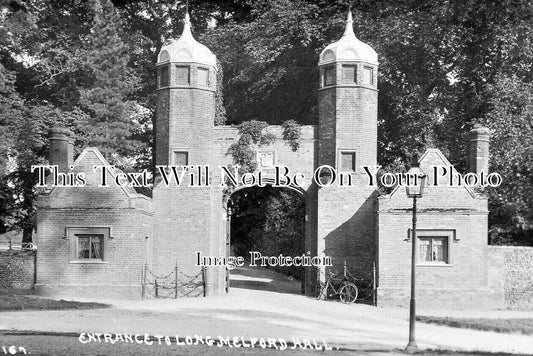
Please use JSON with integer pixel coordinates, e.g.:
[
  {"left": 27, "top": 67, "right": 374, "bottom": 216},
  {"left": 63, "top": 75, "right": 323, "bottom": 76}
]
[{"left": 405, "top": 152, "right": 427, "bottom": 198}]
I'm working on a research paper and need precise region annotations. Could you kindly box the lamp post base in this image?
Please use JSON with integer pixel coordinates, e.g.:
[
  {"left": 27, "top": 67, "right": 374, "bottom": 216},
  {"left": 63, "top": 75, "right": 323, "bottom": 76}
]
[{"left": 405, "top": 341, "right": 418, "bottom": 354}]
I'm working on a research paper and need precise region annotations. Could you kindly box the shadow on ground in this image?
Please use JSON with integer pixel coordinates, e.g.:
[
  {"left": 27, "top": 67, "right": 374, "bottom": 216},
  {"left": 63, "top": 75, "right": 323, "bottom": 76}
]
[{"left": 229, "top": 265, "right": 303, "bottom": 295}]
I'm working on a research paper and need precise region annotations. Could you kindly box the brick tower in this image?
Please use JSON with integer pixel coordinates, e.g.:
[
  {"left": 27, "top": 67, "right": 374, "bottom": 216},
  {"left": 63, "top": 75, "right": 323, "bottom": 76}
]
[
  {"left": 316, "top": 11, "right": 379, "bottom": 278},
  {"left": 153, "top": 12, "right": 224, "bottom": 294}
]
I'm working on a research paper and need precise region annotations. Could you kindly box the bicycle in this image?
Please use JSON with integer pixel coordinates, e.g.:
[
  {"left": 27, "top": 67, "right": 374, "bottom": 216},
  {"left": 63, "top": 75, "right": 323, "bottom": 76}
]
[{"left": 317, "top": 271, "right": 358, "bottom": 303}]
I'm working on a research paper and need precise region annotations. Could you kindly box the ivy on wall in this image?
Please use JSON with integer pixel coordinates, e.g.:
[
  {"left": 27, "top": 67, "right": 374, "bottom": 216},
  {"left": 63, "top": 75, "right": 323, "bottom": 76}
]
[
  {"left": 281, "top": 119, "right": 301, "bottom": 152},
  {"left": 227, "top": 120, "right": 302, "bottom": 170},
  {"left": 224, "top": 119, "right": 302, "bottom": 200},
  {"left": 227, "top": 120, "right": 276, "bottom": 174},
  {"left": 223, "top": 120, "right": 274, "bottom": 201},
  {"left": 214, "top": 59, "right": 226, "bottom": 126}
]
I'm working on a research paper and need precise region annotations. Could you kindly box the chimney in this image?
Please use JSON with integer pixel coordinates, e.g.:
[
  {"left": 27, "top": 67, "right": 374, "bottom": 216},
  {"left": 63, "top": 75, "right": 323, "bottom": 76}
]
[
  {"left": 468, "top": 124, "right": 490, "bottom": 175},
  {"left": 49, "top": 128, "right": 74, "bottom": 172}
]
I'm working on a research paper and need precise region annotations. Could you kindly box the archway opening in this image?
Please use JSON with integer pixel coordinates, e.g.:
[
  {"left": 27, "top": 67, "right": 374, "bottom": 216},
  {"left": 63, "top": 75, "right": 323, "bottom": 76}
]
[{"left": 227, "top": 184, "right": 306, "bottom": 295}]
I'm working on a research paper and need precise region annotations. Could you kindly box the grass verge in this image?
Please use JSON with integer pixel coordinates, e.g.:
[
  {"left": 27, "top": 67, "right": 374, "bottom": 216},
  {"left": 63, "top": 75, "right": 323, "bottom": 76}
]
[
  {"left": 0, "top": 294, "right": 109, "bottom": 311},
  {"left": 417, "top": 315, "right": 533, "bottom": 335}
]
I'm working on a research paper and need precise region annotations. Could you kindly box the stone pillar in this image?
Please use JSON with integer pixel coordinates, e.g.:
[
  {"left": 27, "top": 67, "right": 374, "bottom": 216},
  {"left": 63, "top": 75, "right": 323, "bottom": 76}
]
[
  {"left": 468, "top": 124, "right": 490, "bottom": 174},
  {"left": 49, "top": 128, "right": 73, "bottom": 172}
]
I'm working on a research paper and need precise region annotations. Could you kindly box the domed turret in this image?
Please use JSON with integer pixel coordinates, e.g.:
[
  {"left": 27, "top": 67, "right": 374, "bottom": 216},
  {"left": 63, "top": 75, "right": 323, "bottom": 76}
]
[
  {"left": 319, "top": 12, "right": 377, "bottom": 66},
  {"left": 157, "top": 12, "right": 216, "bottom": 67}
]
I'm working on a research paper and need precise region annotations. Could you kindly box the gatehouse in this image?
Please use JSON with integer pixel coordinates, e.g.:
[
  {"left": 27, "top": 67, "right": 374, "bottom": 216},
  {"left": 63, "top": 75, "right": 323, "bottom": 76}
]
[{"left": 32, "top": 11, "right": 513, "bottom": 308}]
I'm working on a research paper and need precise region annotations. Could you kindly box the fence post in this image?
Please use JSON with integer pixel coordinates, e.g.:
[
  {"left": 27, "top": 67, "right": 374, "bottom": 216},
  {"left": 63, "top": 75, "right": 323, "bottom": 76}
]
[
  {"left": 175, "top": 261, "right": 178, "bottom": 299},
  {"left": 142, "top": 264, "right": 147, "bottom": 300},
  {"left": 155, "top": 278, "right": 159, "bottom": 298},
  {"left": 343, "top": 260, "right": 347, "bottom": 278},
  {"left": 202, "top": 266, "right": 206, "bottom": 297},
  {"left": 33, "top": 250, "right": 37, "bottom": 291},
  {"left": 373, "top": 260, "right": 377, "bottom": 307},
  {"left": 316, "top": 266, "right": 321, "bottom": 296}
]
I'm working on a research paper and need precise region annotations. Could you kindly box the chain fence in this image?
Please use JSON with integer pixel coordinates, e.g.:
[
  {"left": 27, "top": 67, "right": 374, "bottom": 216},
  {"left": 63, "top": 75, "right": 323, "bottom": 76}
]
[{"left": 141, "top": 264, "right": 205, "bottom": 299}]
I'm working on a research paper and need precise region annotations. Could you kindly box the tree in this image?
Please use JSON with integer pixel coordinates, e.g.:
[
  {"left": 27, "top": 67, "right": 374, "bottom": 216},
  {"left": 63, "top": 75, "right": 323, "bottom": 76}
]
[
  {"left": 0, "top": 0, "right": 144, "bottom": 239},
  {"left": 1, "top": 0, "right": 532, "bottom": 245},
  {"left": 480, "top": 76, "right": 533, "bottom": 245},
  {"left": 202, "top": 0, "right": 327, "bottom": 125},
  {"left": 0, "top": 65, "right": 23, "bottom": 235},
  {"left": 77, "top": 0, "right": 141, "bottom": 163}
]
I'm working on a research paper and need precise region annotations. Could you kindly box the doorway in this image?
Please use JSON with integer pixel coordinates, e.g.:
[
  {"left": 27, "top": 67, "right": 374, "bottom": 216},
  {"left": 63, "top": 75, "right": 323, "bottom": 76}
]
[{"left": 226, "top": 184, "right": 306, "bottom": 295}]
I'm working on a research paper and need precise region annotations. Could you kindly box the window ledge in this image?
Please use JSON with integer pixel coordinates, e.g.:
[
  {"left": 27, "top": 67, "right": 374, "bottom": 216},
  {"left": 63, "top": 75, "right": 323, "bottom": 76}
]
[
  {"left": 416, "top": 263, "right": 453, "bottom": 267},
  {"left": 69, "top": 260, "right": 108, "bottom": 264}
]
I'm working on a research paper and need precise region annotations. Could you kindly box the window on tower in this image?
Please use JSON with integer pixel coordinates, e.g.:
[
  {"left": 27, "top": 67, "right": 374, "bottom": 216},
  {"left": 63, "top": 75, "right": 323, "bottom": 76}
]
[
  {"left": 173, "top": 151, "right": 189, "bottom": 166},
  {"left": 176, "top": 65, "right": 190, "bottom": 85},
  {"left": 342, "top": 65, "right": 357, "bottom": 84},
  {"left": 198, "top": 67, "right": 209, "bottom": 86},
  {"left": 158, "top": 66, "right": 169, "bottom": 88},
  {"left": 363, "top": 66, "right": 374, "bottom": 85},
  {"left": 339, "top": 150, "right": 356, "bottom": 171},
  {"left": 323, "top": 66, "right": 335, "bottom": 87}
]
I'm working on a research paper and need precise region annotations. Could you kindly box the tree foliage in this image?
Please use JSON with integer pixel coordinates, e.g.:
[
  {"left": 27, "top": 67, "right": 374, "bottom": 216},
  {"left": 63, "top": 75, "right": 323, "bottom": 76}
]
[
  {"left": 227, "top": 120, "right": 276, "bottom": 175},
  {"left": 281, "top": 119, "right": 301, "bottom": 151},
  {"left": 480, "top": 76, "right": 533, "bottom": 245},
  {"left": 78, "top": 0, "right": 141, "bottom": 161},
  {"left": 1, "top": 0, "right": 532, "bottom": 246}
]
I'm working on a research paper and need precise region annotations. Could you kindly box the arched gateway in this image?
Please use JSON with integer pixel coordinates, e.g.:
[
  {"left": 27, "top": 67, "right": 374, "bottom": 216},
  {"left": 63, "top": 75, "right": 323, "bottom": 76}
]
[{"left": 152, "top": 11, "right": 378, "bottom": 295}]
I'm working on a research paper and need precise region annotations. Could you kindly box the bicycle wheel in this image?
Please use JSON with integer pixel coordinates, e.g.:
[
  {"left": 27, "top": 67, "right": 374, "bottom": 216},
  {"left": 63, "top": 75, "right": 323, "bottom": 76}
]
[
  {"left": 339, "top": 283, "right": 358, "bottom": 303},
  {"left": 317, "top": 283, "right": 328, "bottom": 300}
]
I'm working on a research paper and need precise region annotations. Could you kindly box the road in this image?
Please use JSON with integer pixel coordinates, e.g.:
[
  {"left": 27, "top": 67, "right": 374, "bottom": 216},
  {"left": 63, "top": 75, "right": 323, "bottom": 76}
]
[{"left": 0, "top": 265, "right": 532, "bottom": 355}]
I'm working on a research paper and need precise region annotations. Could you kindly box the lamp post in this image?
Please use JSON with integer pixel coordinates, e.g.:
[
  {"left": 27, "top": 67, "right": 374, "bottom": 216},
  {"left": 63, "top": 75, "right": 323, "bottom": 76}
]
[{"left": 405, "top": 153, "right": 427, "bottom": 353}]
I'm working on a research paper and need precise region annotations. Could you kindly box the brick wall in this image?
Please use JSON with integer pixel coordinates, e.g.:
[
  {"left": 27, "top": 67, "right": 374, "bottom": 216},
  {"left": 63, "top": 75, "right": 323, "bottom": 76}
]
[
  {"left": 316, "top": 63, "right": 379, "bottom": 283},
  {"left": 153, "top": 61, "right": 222, "bottom": 294},
  {"left": 214, "top": 125, "right": 318, "bottom": 181},
  {"left": 488, "top": 246, "right": 533, "bottom": 309},
  {"left": 214, "top": 125, "right": 320, "bottom": 294},
  {"left": 377, "top": 149, "right": 502, "bottom": 309},
  {"left": 0, "top": 250, "right": 35, "bottom": 289},
  {"left": 35, "top": 209, "right": 151, "bottom": 299},
  {"left": 35, "top": 148, "right": 153, "bottom": 300},
  {"left": 154, "top": 124, "right": 320, "bottom": 295}
]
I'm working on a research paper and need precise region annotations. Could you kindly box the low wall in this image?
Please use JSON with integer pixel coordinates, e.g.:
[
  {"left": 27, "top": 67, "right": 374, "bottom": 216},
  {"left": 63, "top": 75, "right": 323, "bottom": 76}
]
[
  {"left": 377, "top": 287, "right": 501, "bottom": 310},
  {"left": 488, "top": 245, "right": 533, "bottom": 309},
  {"left": 0, "top": 250, "right": 36, "bottom": 289}
]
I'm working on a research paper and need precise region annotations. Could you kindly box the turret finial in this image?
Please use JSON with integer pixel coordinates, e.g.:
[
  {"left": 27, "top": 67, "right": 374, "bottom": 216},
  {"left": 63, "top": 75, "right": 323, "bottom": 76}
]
[
  {"left": 182, "top": 10, "right": 192, "bottom": 38},
  {"left": 343, "top": 11, "right": 356, "bottom": 38}
]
